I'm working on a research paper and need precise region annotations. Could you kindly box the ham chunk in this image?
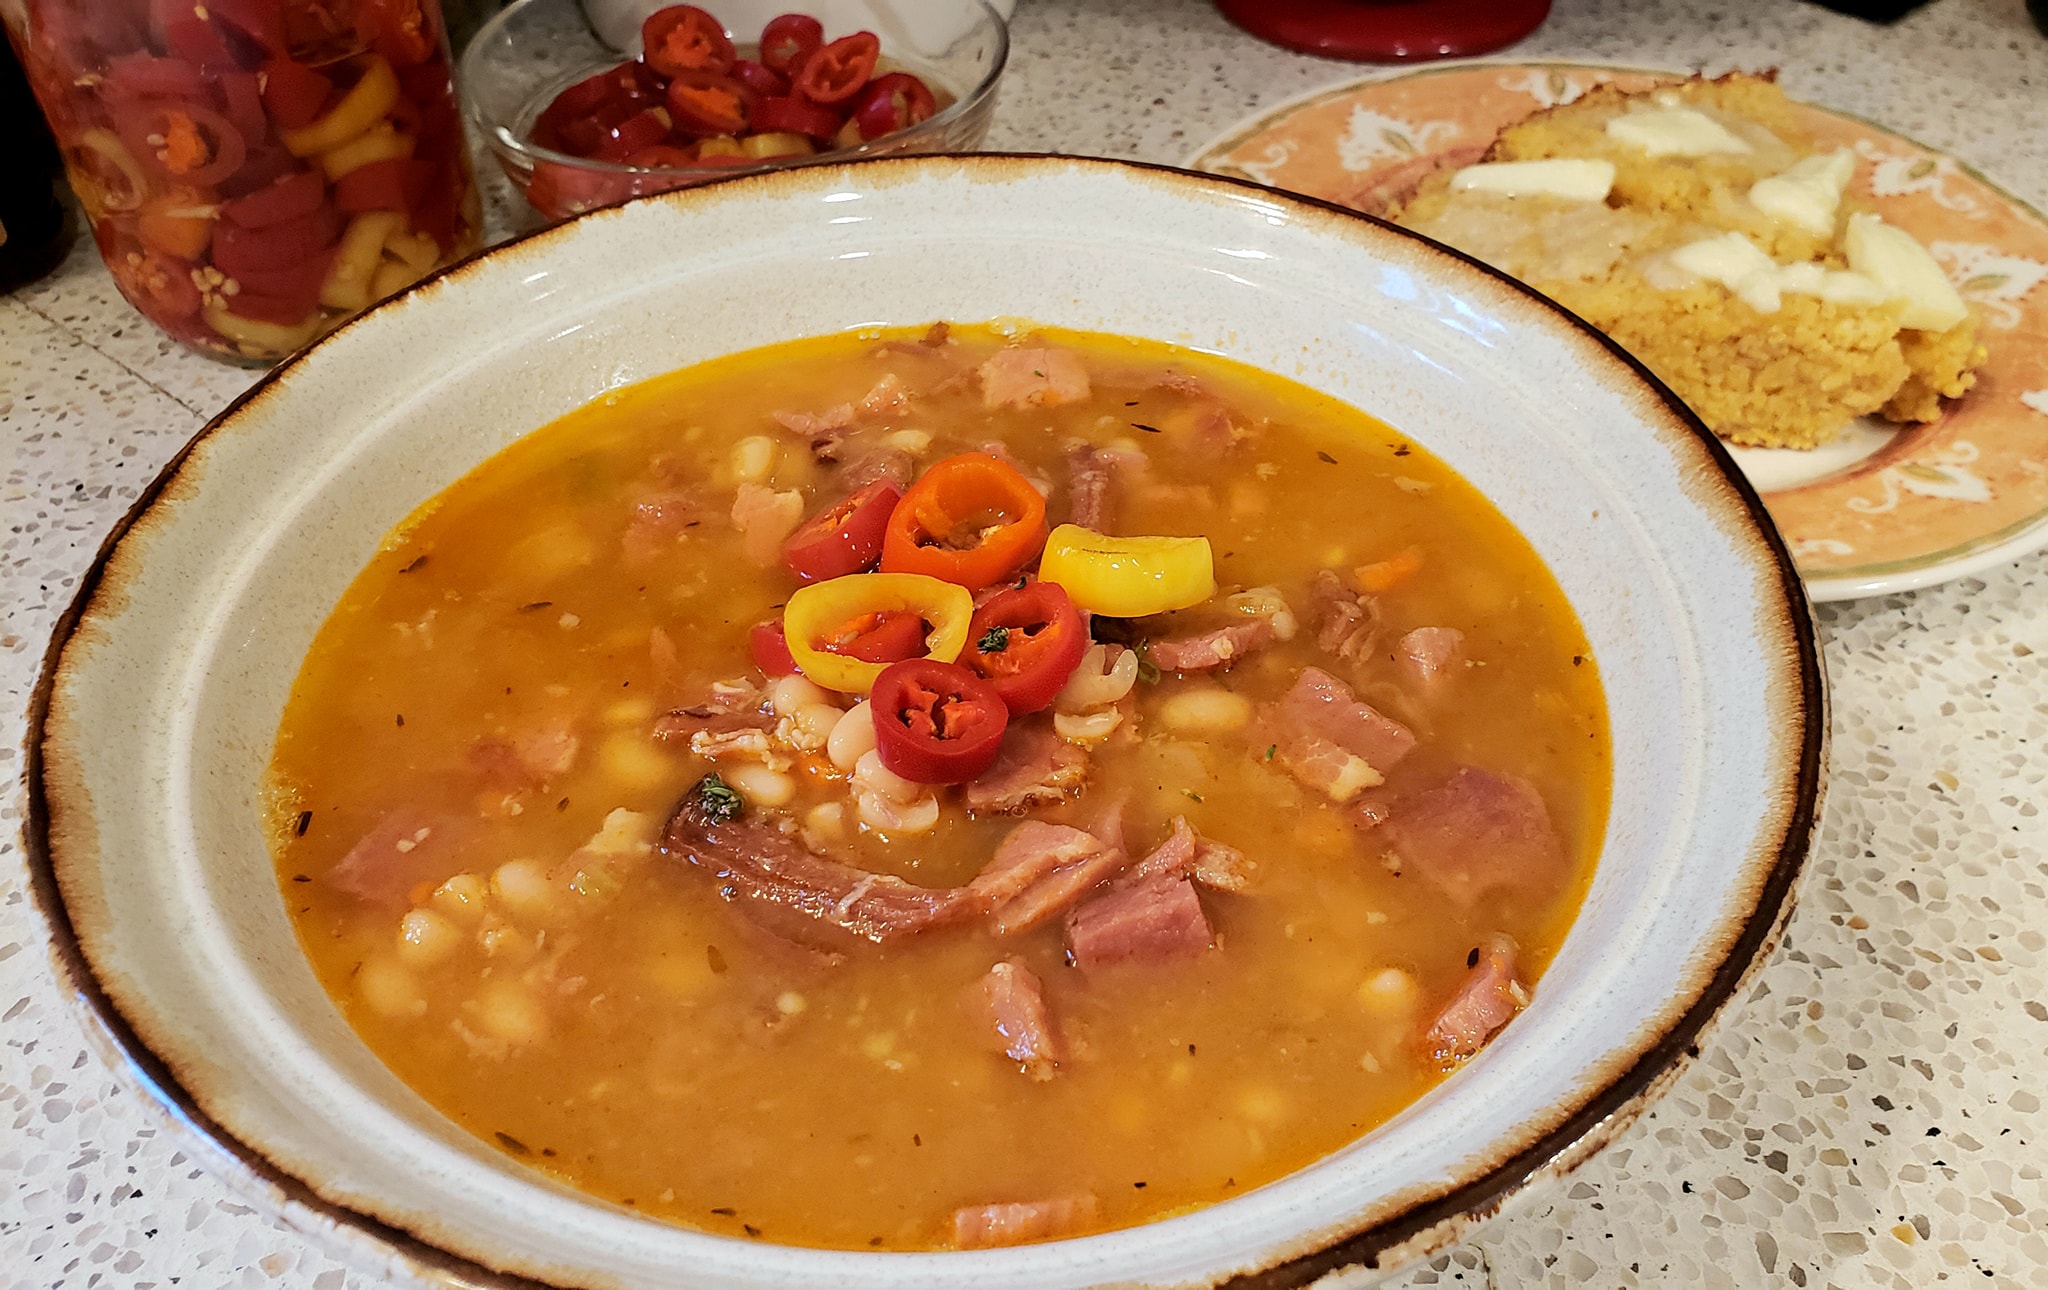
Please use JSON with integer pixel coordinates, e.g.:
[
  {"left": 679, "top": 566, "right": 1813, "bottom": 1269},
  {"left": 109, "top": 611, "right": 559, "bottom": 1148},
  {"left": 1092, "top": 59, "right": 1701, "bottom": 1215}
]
[
  {"left": 661, "top": 777, "right": 971, "bottom": 943},
  {"left": 1118, "top": 815, "right": 1196, "bottom": 886},
  {"left": 1148, "top": 621, "right": 1271, "bottom": 673},
  {"left": 730, "top": 483, "right": 804, "bottom": 566},
  {"left": 972, "top": 820, "right": 1127, "bottom": 937},
  {"left": 1065, "top": 442, "right": 1115, "bottom": 530},
  {"left": 620, "top": 491, "right": 700, "bottom": 563},
  {"left": 836, "top": 441, "right": 914, "bottom": 491},
  {"left": 1147, "top": 587, "right": 1296, "bottom": 673},
  {"left": 1066, "top": 872, "right": 1213, "bottom": 971},
  {"left": 969, "top": 959, "right": 1060, "bottom": 1080},
  {"left": 1425, "top": 935, "right": 1528, "bottom": 1062},
  {"left": 963, "top": 721, "right": 1088, "bottom": 815},
  {"left": 470, "top": 715, "right": 581, "bottom": 791},
  {"left": 1308, "top": 569, "right": 1379, "bottom": 662},
  {"left": 772, "top": 403, "right": 854, "bottom": 443},
  {"left": 1261, "top": 666, "right": 1415, "bottom": 801},
  {"left": 327, "top": 812, "right": 453, "bottom": 905},
  {"left": 1380, "top": 767, "right": 1566, "bottom": 908},
  {"left": 1395, "top": 627, "right": 1465, "bottom": 694},
  {"left": 952, "top": 1193, "right": 1099, "bottom": 1249},
  {"left": 980, "top": 347, "right": 1091, "bottom": 410}
]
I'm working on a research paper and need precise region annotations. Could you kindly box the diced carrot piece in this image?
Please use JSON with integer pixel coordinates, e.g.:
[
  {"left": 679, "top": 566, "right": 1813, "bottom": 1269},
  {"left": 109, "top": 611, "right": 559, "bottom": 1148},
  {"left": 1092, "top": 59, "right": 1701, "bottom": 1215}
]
[{"left": 1354, "top": 545, "right": 1423, "bottom": 593}]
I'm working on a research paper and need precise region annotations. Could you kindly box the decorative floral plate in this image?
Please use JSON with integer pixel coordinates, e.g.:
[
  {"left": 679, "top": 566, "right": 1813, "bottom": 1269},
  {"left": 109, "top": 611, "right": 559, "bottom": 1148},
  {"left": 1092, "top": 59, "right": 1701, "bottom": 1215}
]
[{"left": 1191, "top": 63, "right": 2048, "bottom": 602}]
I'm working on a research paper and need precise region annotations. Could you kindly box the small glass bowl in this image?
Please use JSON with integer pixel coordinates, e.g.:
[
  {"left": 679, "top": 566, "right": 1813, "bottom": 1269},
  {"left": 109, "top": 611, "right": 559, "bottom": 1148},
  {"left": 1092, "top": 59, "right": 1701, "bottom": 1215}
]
[{"left": 460, "top": 0, "right": 1008, "bottom": 223}]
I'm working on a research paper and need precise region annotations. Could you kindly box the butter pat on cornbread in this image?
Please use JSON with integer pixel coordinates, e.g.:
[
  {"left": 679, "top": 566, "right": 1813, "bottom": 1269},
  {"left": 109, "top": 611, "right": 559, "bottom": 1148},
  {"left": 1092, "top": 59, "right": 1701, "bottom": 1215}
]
[{"left": 1394, "top": 74, "right": 1985, "bottom": 449}]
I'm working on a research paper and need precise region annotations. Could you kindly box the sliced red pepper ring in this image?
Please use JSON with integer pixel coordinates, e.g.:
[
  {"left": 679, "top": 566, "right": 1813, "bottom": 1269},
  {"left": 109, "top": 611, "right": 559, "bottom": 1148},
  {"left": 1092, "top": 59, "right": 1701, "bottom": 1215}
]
[
  {"left": 665, "top": 70, "right": 756, "bottom": 138},
  {"left": 728, "top": 58, "right": 789, "bottom": 99},
  {"left": 261, "top": 58, "right": 334, "bottom": 130},
  {"left": 869, "top": 658, "right": 1009, "bottom": 784},
  {"left": 963, "top": 581, "right": 1090, "bottom": 715},
  {"left": 641, "top": 4, "right": 736, "bottom": 77},
  {"left": 753, "top": 94, "right": 841, "bottom": 140},
  {"left": 792, "top": 30, "right": 880, "bottom": 106},
  {"left": 221, "top": 169, "right": 327, "bottom": 227},
  {"left": 783, "top": 480, "right": 901, "bottom": 583},
  {"left": 823, "top": 610, "right": 928, "bottom": 664},
  {"left": 758, "top": 13, "right": 824, "bottom": 75},
  {"left": 334, "top": 157, "right": 428, "bottom": 212},
  {"left": 590, "top": 106, "right": 673, "bottom": 162},
  {"left": 880, "top": 452, "right": 1050, "bottom": 591},
  {"left": 212, "top": 202, "right": 342, "bottom": 279},
  {"left": 750, "top": 620, "right": 799, "bottom": 677},
  {"left": 853, "top": 71, "right": 937, "bottom": 141},
  {"left": 782, "top": 572, "right": 973, "bottom": 695}
]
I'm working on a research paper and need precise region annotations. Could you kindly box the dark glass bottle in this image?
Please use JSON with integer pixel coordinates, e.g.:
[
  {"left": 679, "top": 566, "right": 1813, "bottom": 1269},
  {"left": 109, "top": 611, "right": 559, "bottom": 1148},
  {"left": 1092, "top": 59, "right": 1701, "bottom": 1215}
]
[
  {"left": 2031, "top": 0, "right": 2047, "bottom": 36},
  {"left": 0, "top": 35, "right": 73, "bottom": 291}
]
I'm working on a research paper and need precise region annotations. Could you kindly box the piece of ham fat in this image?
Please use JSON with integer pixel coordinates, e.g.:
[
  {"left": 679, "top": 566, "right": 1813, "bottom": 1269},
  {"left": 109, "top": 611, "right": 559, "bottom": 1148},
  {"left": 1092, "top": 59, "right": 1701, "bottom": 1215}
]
[
  {"left": 952, "top": 1193, "right": 1100, "bottom": 1249},
  {"left": 1394, "top": 626, "right": 1465, "bottom": 694},
  {"left": 730, "top": 483, "right": 803, "bottom": 566},
  {"left": 1381, "top": 767, "right": 1567, "bottom": 908},
  {"left": 1065, "top": 872, "right": 1214, "bottom": 972},
  {"left": 660, "top": 780, "right": 971, "bottom": 944},
  {"left": 979, "top": 347, "right": 1092, "bottom": 410},
  {"left": 1425, "top": 935, "right": 1529, "bottom": 1063},
  {"left": 1261, "top": 666, "right": 1416, "bottom": 801},
  {"left": 963, "top": 720, "right": 1089, "bottom": 815},
  {"left": 973, "top": 820, "right": 1128, "bottom": 937},
  {"left": 969, "top": 959, "right": 1061, "bottom": 1081}
]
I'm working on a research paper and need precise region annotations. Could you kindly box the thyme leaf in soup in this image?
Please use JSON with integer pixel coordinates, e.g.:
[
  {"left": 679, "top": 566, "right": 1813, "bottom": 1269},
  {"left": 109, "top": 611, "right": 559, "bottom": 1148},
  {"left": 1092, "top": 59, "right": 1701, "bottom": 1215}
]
[
  {"left": 695, "top": 773, "right": 745, "bottom": 824},
  {"left": 979, "top": 625, "right": 1010, "bottom": 653}
]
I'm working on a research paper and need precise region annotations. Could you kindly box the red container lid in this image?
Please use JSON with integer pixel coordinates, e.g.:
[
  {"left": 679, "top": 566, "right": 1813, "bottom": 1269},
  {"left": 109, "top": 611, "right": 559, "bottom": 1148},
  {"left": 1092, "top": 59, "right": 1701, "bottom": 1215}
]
[{"left": 1216, "top": 0, "right": 1552, "bottom": 62}]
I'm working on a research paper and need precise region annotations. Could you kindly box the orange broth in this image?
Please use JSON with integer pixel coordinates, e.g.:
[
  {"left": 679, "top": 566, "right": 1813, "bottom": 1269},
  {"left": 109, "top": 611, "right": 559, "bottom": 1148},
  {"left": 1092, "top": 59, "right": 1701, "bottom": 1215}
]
[{"left": 267, "top": 324, "right": 1609, "bottom": 1250}]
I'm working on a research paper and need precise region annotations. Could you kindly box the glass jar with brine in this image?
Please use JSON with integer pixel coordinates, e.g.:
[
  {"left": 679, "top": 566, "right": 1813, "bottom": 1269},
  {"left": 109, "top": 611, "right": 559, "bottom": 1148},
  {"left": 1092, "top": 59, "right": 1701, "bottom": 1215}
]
[{"left": 3, "top": 0, "right": 480, "bottom": 363}]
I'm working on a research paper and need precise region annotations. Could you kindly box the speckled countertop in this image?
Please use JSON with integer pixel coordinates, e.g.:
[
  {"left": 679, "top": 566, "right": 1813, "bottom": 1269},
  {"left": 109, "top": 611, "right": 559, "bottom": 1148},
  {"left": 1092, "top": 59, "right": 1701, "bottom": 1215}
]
[{"left": 5, "top": 0, "right": 2047, "bottom": 1286}]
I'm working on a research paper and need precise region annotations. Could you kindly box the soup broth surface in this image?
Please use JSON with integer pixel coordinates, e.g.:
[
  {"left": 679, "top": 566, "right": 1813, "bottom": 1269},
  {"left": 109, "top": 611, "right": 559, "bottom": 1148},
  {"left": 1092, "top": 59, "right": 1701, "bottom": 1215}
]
[{"left": 269, "top": 324, "right": 1609, "bottom": 1250}]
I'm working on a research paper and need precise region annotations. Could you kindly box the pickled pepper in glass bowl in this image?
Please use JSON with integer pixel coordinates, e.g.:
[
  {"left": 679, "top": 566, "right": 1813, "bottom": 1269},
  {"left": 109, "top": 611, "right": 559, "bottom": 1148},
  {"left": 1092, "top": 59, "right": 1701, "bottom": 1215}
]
[{"left": 3, "top": 0, "right": 481, "bottom": 363}]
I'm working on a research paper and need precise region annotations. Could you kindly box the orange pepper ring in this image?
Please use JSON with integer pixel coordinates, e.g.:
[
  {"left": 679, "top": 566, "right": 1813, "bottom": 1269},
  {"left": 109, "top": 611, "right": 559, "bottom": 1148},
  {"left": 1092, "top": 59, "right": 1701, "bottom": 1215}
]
[{"left": 882, "top": 452, "right": 1048, "bottom": 590}]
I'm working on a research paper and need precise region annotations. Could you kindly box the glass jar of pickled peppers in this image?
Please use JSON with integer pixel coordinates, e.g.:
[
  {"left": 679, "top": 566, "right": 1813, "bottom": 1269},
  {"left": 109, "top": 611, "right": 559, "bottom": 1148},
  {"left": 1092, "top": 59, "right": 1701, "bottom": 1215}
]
[{"left": 2, "top": 0, "right": 480, "bottom": 362}]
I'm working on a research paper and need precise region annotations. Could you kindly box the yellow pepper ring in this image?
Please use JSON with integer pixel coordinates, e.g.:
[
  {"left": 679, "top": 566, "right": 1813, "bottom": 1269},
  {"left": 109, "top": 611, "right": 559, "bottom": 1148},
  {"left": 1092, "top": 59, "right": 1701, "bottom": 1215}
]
[
  {"left": 1038, "top": 524, "right": 1217, "bottom": 618},
  {"left": 320, "top": 123, "right": 415, "bottom": 181},
  {"left": 282, "top": 56, "right": 400, "bottom": 157},
  {"left": 783, "top": 572, "right": 974, "bottom": 695}
]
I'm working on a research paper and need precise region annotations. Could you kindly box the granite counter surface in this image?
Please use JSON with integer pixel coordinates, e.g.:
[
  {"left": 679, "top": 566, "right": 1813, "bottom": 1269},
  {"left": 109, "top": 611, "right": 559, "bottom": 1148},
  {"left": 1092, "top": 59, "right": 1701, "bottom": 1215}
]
[{"left": 4, "top": 0, "right": 2047, "bottom": 1285}]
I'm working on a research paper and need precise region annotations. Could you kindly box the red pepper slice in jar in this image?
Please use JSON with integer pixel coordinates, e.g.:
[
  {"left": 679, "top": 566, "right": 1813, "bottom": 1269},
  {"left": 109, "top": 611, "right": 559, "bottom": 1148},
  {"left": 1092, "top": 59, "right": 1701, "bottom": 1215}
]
[
  {"left": 591, "top": 106, "right": 673, "bottom": 162},
  {"left": 211, "top": 202, "right": 342, "bottom": 278},
  {"left": 782, "top": 480, "right": 901, "bottom": 583},
  {"left": 962, "top": 581, "right": 1090, "bottom": 715},
  {"left": 753, "top": 95, "right": 842, "bottom": 140},
  {"left": 869, "top": 658, "right": 1010, "bottom": 784},
  {"left": 221, "top": 169, "right": 326, "bottom": 227},
  {"left": 641, "top": 5, "right": 736, "bottom": 77},
  {"left": 665, "top": 70, "right": 757, "bottom": 138},
  {"left": 334, "top": 157, "right": 429, "bottom": 212},
  {"left": 260, "top": 59, "right": 334, "bottom": 130},
  {"left": 758, "top": 13, "right": 824, "bottom": 75},
  {"left": 356, "top": 0, "right": 437, "bottom": 67},
  {"left": 852, "top": 72, "right": 937, "bottom": 141},
  {"left": 728, "top": 58, "right": 789, "bottom": 98},
  {"left": 880, "top": 452, "right": 1050, "bottom": 591},
  {"left": 121, "top": 104, "right": 249, "bottom": 186},
  {"left": 792, "top": 31, "right": 880, "bottom": 107},
  {"left": 749, "top": 620, "right": 800, "bottom": 677}
]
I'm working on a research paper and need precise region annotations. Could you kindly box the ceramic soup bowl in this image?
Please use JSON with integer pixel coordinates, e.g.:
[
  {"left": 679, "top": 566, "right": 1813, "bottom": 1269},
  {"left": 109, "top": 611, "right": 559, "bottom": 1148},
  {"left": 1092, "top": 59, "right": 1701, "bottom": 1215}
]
[{"left": 29, "top": 155, "right": 1823, "bottom": 1288}]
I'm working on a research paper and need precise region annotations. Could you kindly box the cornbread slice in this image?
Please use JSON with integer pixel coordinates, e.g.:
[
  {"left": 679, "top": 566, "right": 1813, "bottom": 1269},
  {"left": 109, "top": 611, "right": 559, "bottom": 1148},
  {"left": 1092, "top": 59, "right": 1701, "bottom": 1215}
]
[{"left": 1392, "top": 73, "right": 1986, "bottom": 449}]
